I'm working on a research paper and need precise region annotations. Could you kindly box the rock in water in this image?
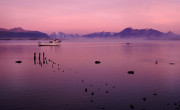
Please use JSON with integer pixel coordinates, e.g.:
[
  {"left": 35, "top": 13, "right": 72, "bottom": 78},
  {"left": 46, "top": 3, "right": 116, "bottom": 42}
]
[
  {"left": 130, "top": 105, "right": 134, "bottom": 109},
  {"left": 128, "top": 71, "right": 134, "bottom": 74},
  {"left": 15, "top": 61, "right": 22, "bottom": 63},
  {"left": 142, "top": 97, "right": 147, "bottom": 101},
  {"left": 85, "top": 88, "right": 87, "bottom": 92},
  {"left": 95, "top": 61, "right": 101, "bottom": 64}
]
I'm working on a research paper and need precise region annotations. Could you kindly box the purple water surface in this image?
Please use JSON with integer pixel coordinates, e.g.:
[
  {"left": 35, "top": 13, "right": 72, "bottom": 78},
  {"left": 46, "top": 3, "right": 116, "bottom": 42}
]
[{"left": 0, "top": 40, "right": 180, "bottom": 110}]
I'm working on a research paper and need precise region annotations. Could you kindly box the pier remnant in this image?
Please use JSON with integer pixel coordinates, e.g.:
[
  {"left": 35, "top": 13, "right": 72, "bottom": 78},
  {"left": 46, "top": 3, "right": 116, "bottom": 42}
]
[{"left": 34, "top": 52, "right": 36, "bottom": 64}]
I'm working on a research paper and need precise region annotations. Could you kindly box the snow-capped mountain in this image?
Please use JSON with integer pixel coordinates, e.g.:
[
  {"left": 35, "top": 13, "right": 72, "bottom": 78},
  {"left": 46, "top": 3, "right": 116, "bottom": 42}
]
[{"left": 50, "top": 32, "right": 80, "bottom": 39}]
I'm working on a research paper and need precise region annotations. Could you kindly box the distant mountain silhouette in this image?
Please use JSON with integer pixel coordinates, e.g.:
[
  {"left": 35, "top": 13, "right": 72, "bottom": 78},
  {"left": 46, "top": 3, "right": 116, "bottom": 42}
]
[
  {"left": 9, "top": 27, "right": 28, "bottom": 32},
  {"left": 1, "top": 27, "right": 179, "bottom": 40},
  {"left": 82, "top": 27, "right": 180, "bottom": 40},
  {"left": 0, "top": 27, "right": 49, "bottom": 40}
]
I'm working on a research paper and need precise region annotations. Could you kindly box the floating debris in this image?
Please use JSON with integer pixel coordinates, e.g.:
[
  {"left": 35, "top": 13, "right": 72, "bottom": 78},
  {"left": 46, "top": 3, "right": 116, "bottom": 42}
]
[
  {"left": 95, "top": 61, "right": 101, "bottom": 64},
  {"left": 126, "top": 42, "right": 130, "bottom": 45},
  {"left": 90, "top": 99, "right": 93, "bottom": 103},
  {"left": 15, "top": 61, "right": 22, "bottom": 63},
  {"left": 128, "top": 71, "right": 134, "bottom": 74},
  {"left": 113, "top": 86, "right": 115, "bottom": 88},
  {"left": 153, "top": 93, "right": 157, "bottom": 96},
  {"left": 91, "top": 92, "right": 94, "bottom": 96},
  {"left": 105, "top": 83, "right": 108, "bottom": 86}
]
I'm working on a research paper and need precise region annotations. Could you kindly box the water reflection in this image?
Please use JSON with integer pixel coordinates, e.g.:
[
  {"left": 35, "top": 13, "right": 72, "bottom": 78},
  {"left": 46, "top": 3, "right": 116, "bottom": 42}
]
[{"left": 0, "top": 40, "right": 180, "bottom": 110}]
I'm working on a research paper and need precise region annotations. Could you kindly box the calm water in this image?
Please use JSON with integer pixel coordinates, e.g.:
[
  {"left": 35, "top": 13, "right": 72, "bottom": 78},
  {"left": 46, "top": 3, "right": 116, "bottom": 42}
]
[{"left": 0, "top": 39, "right": 180, "bottom": 110}]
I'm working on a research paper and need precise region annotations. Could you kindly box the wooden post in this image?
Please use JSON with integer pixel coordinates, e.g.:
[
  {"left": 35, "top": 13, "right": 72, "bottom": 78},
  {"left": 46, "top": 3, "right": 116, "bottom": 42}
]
[
  {"left": 43, "top": 52, "right": 45, "bottom": 64},
  {"left": 39, "top": 53, "right": 41, "bottom": 61},
  {"left": 34, "top": 52, "right": 36, "bottom": 64}
]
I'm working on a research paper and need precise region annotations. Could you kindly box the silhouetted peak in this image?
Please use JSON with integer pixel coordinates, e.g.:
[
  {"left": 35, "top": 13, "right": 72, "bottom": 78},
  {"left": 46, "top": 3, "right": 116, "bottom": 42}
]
[
  {"left": 165, "top": 31, "right": 176, "bottom": 36},
  {"left": 9, "top": 27, "right": 27, "bottom": 32},
  {"left": 0, "top": 28, "right": 8, "bottom": 31},
  {"left": 122, "top": 27, "right": 134, "bottom": 32},
  {"left": 167, "top": 31, "right": 173, "bottom": 34}
]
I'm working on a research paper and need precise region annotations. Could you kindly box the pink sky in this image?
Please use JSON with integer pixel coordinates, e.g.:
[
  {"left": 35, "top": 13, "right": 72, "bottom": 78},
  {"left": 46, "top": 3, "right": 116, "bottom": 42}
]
[{"left": 0, "top": 0, "right": 180, "bottom": 34}]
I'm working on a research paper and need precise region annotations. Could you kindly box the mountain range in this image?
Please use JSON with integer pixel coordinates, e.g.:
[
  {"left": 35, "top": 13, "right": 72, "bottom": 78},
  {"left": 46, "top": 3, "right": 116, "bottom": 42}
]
[
  {"left": 0, "top": 27, "right": 49, "bottom": 40},
  {"left": 0, "top": 27, "right": 179, "bottom": 40},
  {"left": 82, "top": 28, "right": 179, "bottom": 40}
]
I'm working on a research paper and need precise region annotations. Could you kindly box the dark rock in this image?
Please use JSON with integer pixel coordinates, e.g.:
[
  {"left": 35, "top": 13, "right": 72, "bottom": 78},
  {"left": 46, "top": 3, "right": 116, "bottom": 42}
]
[
  {"left": 174, "top": 103, "right": 177, "bottom": 105},
  {"left": 130, "top": 105, "right": 134, "bottom": 109},
  {"left": 15, "top": 61, "right": 22, "bottom": 63},
  {"left": 155, "top": 60, "right": 158, "bottom": 64},
  {"left": 128, "top": 71, "right": 134, "bottom": 74},
  {"left": 95, "top": 61, "right": 101, "bottom": 64},
  {"left": 105, "top": 90, "right": 109, "bottom": 94},
  {"left": 142, "top": 97, "right": 147, "bottom": 101},
  {"left": 169, "top": 63, "right": 175, "bottom": 65},
  {"left": 96, "top": 107, "right": 105, "bottom": 109},
  {"left": 85, "top": 88, "right": 87, "bottom": 92}
]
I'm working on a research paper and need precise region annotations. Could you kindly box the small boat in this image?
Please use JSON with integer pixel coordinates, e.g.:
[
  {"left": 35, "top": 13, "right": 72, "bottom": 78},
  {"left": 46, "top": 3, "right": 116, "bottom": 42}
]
[{"left": 38, "top": 39, "right": 61, "bottom": 46}]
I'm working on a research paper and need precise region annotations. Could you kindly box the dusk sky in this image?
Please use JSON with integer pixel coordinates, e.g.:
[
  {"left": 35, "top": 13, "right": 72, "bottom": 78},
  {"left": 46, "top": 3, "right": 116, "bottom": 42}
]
[{"left": 0, "top": 0, "right": 180, "bottom": 34}]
